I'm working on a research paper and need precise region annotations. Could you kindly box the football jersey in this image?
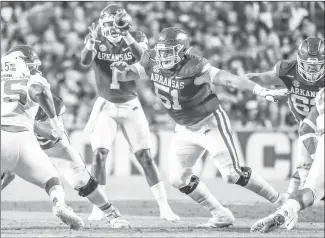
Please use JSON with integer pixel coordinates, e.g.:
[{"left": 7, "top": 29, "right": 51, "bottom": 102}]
[
  {"left": 138, "top": 50, "right": 220, "bottom": 126},
  {"left": 1, "top": 56, "right": 50, "bottom": 131},
  {"left": 274, "top": 59, "right": 324, "bottom": 123},
  {"left": 315, "top": 87, "right": 324, "bottom": 131},
  {"left": 34, "top": 93, "right": 66, "bottom": 150},
  {"left": 92, "top": 31, "right": 148, "bottom": 103}
]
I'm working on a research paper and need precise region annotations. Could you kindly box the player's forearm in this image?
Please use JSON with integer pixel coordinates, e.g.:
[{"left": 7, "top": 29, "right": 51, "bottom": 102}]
[
  {"left": 80, "top": 43, "right": 96, "bottom": 66},
  {"left": 29, "top": 84, "right": 57, "bottom": 119},
  {"left": 123, "top": 33, "right": 145, "bottom": 61},
  {"left": 246, "top": 71, "right": 283, "bottom": 87},
  {"left": 213, "top": 70, "right": 257, "bottom": 91}
]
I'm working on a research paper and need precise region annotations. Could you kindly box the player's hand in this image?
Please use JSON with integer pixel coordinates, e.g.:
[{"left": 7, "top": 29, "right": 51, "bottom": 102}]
[
  {"left": 114, "top": 12, "right": 132, "bottom": 36},
  {"left": 49, "top": 118, "right": 65, "bottom": 140},
  {"left": 110, "top": 61, "right": 130, "bottom": 72},
  {"left": 84, "top": 22, "right": 101, "bottom": 45},
  {"left": 254, "top": 86, "right": 289, "bottom": 103}
]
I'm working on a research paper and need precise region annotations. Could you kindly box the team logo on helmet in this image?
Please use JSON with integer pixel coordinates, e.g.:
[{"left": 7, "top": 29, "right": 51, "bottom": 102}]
[
  {"left": 153, "top": 65, "right": 160, "bottom": 73},
  {"left": 99, "top": 44, "right": 107, "bottom": 52},
  {"left": 176, "top": 33, "right": 187, "bottom": 41},
  {"left": 293, "top": 80, "right": 300, "bottom": 87}
]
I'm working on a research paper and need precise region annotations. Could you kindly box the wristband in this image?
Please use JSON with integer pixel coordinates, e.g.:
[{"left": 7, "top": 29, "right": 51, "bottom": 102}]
[
  {"left": 123, "top": 32, "right": 136, "bottom": 45},
  {"left": 253, "top": 84, "right": 264, "bottom": 95}
]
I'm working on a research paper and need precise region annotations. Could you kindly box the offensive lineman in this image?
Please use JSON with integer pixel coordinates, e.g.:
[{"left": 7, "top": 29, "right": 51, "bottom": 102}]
[
  {"left": 111, "top": 27, "right": 289, "bottom": 227},
  {"left": 251, "top": 87, "right": 324, "bottom": 233},
  {"left": 246, "top": 37, "right": 324, "bottom": 194},
  {"left": 1, "top": 52, "right": 84, "bottom": 230},
  {"left": 81, "top": 4, "right": 178, "bottom": 221}
]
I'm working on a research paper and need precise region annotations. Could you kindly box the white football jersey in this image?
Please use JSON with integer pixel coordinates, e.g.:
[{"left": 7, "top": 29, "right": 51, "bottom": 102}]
[
  {"left": 1, "top": 55, "right": 50, "bottom": 131},
  {"left": 315, "top": 87, "right": 324, "bottom": 131}
]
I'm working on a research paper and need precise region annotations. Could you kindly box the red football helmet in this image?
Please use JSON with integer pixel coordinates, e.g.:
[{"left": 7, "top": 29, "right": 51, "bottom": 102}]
[
  {"left": 98, "top": 4, "right": 125, "bottom": 43},
  {"left": 7, "top": 45, "right": 41, "bottom": 74},
  {"left": 154, "top": 27, "right": 190, "bottom": 69},
  {"left": 297, "top": 37, "right": 324, "bottom": 83}
]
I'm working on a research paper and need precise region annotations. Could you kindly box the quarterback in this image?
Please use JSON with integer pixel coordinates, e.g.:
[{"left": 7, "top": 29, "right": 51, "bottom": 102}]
[
  {"left": 111, "top": 27, "right": 289, "bottom": 227},
  {"left": 80, "top": 4, "right": 178, "bottom": 221},
  {"left": 251, "top": 87, "right": 324, "bottom": 233},
  {"left": 1, "top": 50, "right": 83, "bottom": 229}
]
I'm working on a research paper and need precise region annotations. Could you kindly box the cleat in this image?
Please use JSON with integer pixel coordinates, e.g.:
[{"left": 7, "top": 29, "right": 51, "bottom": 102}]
[
  {"left": 88, "top": 205, "right": 105, "bottom": 221},
  {"left": 251, "top": 213, "right": 285, "bottom": 233},
  {"left": 53, "top": 203, "right": 84, "bottom": 230},
  {"left": 105, "top": 205, "right": 131, "bottom": 228},
  {"left": 197, "top": 208, "right": 235, "bottom": 228},
  {"left": 285, "top": 212, "right": 299, "bottom": 230},
  {"left": 159, "top": 206, "right": 180, "bottom": 222}
]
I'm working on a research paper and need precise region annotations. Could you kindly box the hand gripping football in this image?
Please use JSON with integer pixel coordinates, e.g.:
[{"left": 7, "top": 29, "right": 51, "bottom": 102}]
[{"left": 114, "top": 12, "right": 132, "bottom": 31}]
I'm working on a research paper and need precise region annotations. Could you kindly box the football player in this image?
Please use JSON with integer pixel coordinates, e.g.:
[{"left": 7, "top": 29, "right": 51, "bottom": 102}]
[
  {"left": 2, "top": 90, "right": 130, "bottom": 228},
  {"left": 246, "top": 37, "right": 324, "bottom": 194},
  {"left": 80, "top": 4, "right": 178, "bottom": 221},
  {"left": 1, "top": 49, "right": 84, "bottom": 230},
  {"left": 110, "top": 27, "right": 289, "bottom": 227},
  {"left": 251, "top": 87, "right": 324, "bottom": 233}
]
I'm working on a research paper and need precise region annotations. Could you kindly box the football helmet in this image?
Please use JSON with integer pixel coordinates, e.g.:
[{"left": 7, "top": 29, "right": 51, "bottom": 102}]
[
  {"left": 7, "top": 45, "right": 41, "bottom": 75},
  {"left": 154, "top": 27, "right": 190, "bottom": 69},
  {"left": 297, "top": 37, "right": 324, "bottom": 83},
  {"left": 98, "top": 4, "right": 125, "bottom": 43}
]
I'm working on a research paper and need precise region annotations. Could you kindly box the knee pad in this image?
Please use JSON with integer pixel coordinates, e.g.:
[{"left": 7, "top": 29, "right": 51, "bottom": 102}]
[
  {"left": 179, "top": 175, "right": 200, "bottom": 195},
  {"left": 75, "top": 175, "right": 99, "bottom": 197},
  {"left": 235, "top": 166, "right": 252, "bottom": 187}
]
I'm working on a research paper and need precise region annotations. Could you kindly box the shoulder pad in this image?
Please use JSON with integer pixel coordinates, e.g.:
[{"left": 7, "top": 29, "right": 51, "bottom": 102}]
[
  {"left": 130, "top": 31, "right": 148, "bottom": 44},
  {"left": 184, "top": 54, "right": 209, "bottom": 75},
  {"left": 277, "top": 60, "right": 297, "bottom": 78},
  {"left": 29, "top": 74, "right": 50, "bottom": 89}
]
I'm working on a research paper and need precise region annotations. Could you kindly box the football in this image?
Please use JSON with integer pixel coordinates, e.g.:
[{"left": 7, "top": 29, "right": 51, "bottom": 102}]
[{"left": 114, "top": 12, "right": 132, "bottom": 31}]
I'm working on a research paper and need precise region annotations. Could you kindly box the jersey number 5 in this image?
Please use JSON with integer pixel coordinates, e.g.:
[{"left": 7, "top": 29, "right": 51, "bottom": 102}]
[
  {"left": 154, "top": 83, "right": 181, "bottom": 110},
  {"left": 2, "top": 80, "right": 28, "bottom": 105}
]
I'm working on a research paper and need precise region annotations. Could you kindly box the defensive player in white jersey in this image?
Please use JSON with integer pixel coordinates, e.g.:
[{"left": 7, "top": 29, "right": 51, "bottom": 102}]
[
  {"left": 111, "top": 27, "right": 290, "bottom": 228},
  {"left": 81, "top": 4, "right": 178, "bottom": 221},
  {"left": 251, "top": 87, "right": 324, "bottom": 233},
  {"left": 1, "top": 85, "right": 130, "bottom": 228},
  {"left": 1, "top": 51, "right": 83, "bottom": 230}
]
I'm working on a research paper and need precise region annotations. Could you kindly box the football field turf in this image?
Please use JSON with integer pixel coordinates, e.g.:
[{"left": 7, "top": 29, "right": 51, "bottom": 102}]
[{"left": 1, "top": 200, "right": 324, "bottom": 238}]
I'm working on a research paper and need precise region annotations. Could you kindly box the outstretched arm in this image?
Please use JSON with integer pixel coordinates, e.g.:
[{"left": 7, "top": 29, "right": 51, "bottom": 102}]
[
  {"left": 195, "top": 65, "right": 288, "bottom": 102},
  {"left": 80, "top": 22, "right": 100, "bottom": 66},
  {"left": 246, "top": 70, "right": 285, "bottom": 87}
]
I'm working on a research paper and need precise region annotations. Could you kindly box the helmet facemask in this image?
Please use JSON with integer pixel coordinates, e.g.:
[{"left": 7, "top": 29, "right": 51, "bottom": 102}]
[
  {"left": 297, "top": 55, "right": 324, "bottom": 83},
  {"left": 99, "top": 14, "right": 122, "bottom": 43},
  {"left": 155, "top": 44, "right": 184, "bottom": 69}
]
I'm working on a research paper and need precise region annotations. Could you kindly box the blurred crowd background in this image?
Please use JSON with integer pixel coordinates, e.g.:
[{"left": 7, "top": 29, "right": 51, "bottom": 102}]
[{"left": 1, "top": 2, "right": 324, "bottom": 132}]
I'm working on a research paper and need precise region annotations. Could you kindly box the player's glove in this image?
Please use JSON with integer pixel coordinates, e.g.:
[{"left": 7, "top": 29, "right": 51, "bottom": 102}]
[
  {"left": 84, "top": 22, "right": 101, "bottom": 50},
  {"left": 253, "top": 85, "right": 289, "bottom": 103},
  {"left": 110, "top": 61, "right": 130, "bottom": 72}
]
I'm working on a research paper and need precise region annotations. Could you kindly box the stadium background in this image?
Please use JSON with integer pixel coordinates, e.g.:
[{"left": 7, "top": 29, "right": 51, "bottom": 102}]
[{"left": 1, "top": 2, "right": 324, "bottom": 203}]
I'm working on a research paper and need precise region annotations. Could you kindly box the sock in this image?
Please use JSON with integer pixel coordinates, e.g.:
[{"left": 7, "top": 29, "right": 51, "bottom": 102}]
[
  {"left": 244, "top": 171, "right": 279, "bottom": 203},
  {"left": 277, "top": 199, "right": 301, "bottom": 218},
  {"left": 49, "top": 185, "right": 65, "bottom": 205},
  {"left": 150, "top": 182, "right": 168, "bottom": 207},
  {"left": 188, "top": 182, "right": 224, "bottom": 214},
  {"left": 287, "top": 176, "right": 301, "bottom": 194},
  {"left": 86, "top": 187, "right": 110, "bottom": 210}
]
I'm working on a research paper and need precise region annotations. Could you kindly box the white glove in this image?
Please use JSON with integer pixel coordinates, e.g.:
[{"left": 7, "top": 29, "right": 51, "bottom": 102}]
[
  {"left": 253, "top": 85, "right": 289, "bottom": 102},
  {"left": 110, "top": 61, "right": 130, "bottom": 73}
]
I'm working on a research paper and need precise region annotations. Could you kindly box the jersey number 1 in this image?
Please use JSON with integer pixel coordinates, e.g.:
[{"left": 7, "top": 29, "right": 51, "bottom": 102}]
[{"left": 154, "top": 83, "right": 181, "bottom": 110}]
